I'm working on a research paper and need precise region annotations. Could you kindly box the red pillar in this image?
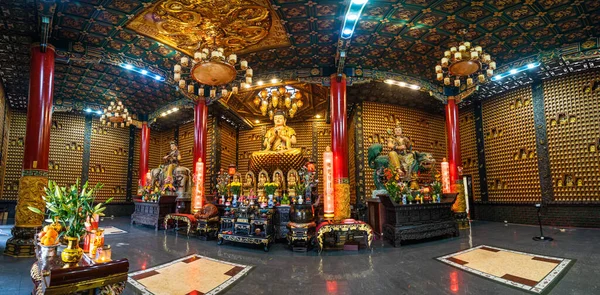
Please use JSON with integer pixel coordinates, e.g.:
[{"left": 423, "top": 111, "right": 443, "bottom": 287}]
[
  {"left": 445, "top": 98, "right": 462, "bottom": 186},
  {"left": 5, "top": 44, "right": 55, "bottom": 257},
  {"left": 139, "top": 122, "right": 149, "bottom": 187},
  {"left": 193, "top": 99, "right": 208, "bottom": 174},
  {"left": 330, "top": 74, "right": 350, "bottom": 220}
]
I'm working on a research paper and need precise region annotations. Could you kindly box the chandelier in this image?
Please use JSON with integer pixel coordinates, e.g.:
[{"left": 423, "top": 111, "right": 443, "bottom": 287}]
[
  {"left": 435, "top": 38, "right": 496, "bottom": 90},
  {"left": 253, "top": 86, "right": 304, "bottom": 120},
  {"left": 173, "top": 37, "right": 252, "bottom": 101},
  {"left": 100, "top": 100, "right": 132, "bottom": 128}
]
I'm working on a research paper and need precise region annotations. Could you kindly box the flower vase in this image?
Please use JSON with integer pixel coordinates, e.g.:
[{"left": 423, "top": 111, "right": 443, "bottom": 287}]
[
  {"left": 402, "top": 194, "right": 407, "bottom": 205},
  {"left": 232, "top": 195, "right": 238, "bottom": 207},
  {"left": 61, "top": 236, "right": 83, "bottom": 263},
  {"left": 267, "top": 195, "right": 274, "bottom": 208},
  {"left": 220, "top": 195, "right": 225, "bottom": 205},
  {"left": 297, "top": 195, "right": 304, "bottom": 205}
]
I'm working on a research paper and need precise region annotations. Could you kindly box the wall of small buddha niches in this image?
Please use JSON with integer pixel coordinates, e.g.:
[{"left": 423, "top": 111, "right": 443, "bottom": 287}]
[
  {"left": 482, "top": 87, "right": 542, "bottom": 202},
  {"left": 459, "top": 105, "right": 480, "bottom": 202},
  {"left": 48, "top": 113, "right": 84, "bottom": 188},
  {"left": 2, "top": 111, "right": 25, "bottom": 200},
  {"left": 0, "top": 84, "right": 8, "bottom": 198},
  {"left": 361, "top": 101, "right": 447, "bottom": 198},
  {"left": 348, "top": 114, "right": 356, "bottom": 204},
  {"left": 220, "top": 121, "right": 237, "bottom": 171},
  {"left": 544, "top": 70, "right": 600, "bottom": 202},
  {"left": 88, "top": 120, "right": 131, "bottom": 202}
]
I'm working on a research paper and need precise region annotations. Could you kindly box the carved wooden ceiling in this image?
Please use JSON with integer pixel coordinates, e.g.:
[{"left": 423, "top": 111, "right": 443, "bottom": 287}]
[{"left": 0, "top": 0, "right": 599, "bottom": 117}]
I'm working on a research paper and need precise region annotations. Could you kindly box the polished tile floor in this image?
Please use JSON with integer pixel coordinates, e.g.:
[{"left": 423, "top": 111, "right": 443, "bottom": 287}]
[{"left": 1, "top": 218, "right": 599, "bottom": 295}]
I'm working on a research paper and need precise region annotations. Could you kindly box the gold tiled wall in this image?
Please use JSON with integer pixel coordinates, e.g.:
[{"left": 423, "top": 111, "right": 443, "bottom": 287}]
[
  {"left": 0, "top": 84, "right": 8, "bottom": 197},
  {"left": 237, "top": 126, "right": 264, "bottom": 177},
  {"left": 348, "top": 117, "right": 356, "bottom": 203},
  {"left": 2, "top": 111, "right": 25, "bottom": 200},
  {"left": 88, "top": 122, "right": 130, "bottom": 202},
  {"left": 362, "top": 101, "right": 447, "bottom": 197},
  {"left": 482, "top": 86, "right": 541, "bottom": 202},
  {"left": 544, "top": 70, "right": 600, "bottom": 202},
  {"left": 48, "top": 113, "right": 84, "bottom": 188},
  {"left": 131, "top": 127, "right": 140, "bottom": 196},
  {"left": 459, "top": 106, "right": 480, "bottom": 201},
  {"left": 205, "top": 116, "right": 214, "bottom": 196},
  {"left": 219, "top": 121, "right": 237, "bottom": 170},
  {"left": 179, "top": 121, "right": 194, "bottom": 169}
]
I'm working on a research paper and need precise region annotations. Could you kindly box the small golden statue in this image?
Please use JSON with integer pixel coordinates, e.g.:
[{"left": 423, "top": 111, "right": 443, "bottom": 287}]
[
  {"left": 272, "top": 169, "right": 285, "bottom": 197},
  {"left": 253, "top": 110, "right": 300, "bottom": 155},
  {"left": 243, "top": 172, "right": 255, "bottom": 196},
  {"left": 287, "top": 169, "right": 299, "bottom": 196},
  {"left": 257, "top": 170, "right": 269, "bottom": 202}
]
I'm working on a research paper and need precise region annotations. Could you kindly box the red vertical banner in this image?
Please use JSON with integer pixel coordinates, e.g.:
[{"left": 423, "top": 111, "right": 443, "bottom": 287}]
[{"left": 139, "top": 122, "right": 149, "bottom": 187}]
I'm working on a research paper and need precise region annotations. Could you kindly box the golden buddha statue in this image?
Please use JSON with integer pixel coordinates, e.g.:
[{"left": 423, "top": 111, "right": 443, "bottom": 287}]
[
  {"left": 253, "top": 110, "right": 300, "bottom": 155},
  {"left": 387, "top": 124, "right": 413, "bottom": 180}
]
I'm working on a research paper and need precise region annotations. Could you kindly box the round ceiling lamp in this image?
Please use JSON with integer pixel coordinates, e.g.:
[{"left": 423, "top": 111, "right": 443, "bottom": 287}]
[
  {"left": 174, "top": 37, "right": 252, "bottom": 101},
  {"left": 435, "top": 32, "right": 496, "bottom": 90},
  {"left": 100, "top": 100, "right": 132, "bottom": 128},
  {"left": 253, "top": 86, "right": 304, "bottom": 120}
]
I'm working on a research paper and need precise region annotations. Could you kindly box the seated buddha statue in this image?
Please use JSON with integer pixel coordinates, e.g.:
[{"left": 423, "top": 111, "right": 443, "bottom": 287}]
[{"left": 253, "top": 110, "right": 301, "bottom": 156}]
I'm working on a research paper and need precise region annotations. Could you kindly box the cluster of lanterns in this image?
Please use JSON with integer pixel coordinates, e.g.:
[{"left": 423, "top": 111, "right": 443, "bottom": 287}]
[
  {"left": 100, "top": 100, "right": 132, "bottom": 128},
  {"left": 435, "top": 41, "right": 496, "bottom": 89},
  {"left": 173, "top": 45, "right": 252, "bottom": 100},
  {"left": 253, "top": 86, "right": 304, "bottom": 119}
]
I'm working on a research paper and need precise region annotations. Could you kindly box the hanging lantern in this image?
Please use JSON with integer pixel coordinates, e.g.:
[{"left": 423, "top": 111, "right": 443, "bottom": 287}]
[
  {"left": 323, "top": 146, "right": 334, "bottom": 219},
  {"left": 278, "top": 86, "right": 286, "bottom": 95},
  {"left": 271, "top": 95, "right": 279, "bottom": 108},
  {"left": 259, "top": 89, "right": 268, "bottom": 98},
  {"left": 269, "top": 109, "right": 274, "bottom": 120},
  {"left": 293, "top": 92, "right": 302, "bottom": 100},
  {"left": 284, "top": 97, "right": 291, "bottom": 108},
  {"left": 296, "top": 99, "right": 303, "bottom": 108},
  {"left": 228, "top": 164, "right": 236, "bottom": 176},
  {"left": 253, "top": 96, "right": 261, "bottom": 106}
]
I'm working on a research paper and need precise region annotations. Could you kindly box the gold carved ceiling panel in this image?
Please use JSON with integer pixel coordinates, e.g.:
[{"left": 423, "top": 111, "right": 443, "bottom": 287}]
[{"left": 126, "top": 0, "right": 290, "bottom": 56}]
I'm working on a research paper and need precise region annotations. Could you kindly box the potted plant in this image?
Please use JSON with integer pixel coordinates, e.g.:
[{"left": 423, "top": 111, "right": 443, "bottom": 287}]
[{"left": 29, "top": 179, "right": 111, "bottom": 263}]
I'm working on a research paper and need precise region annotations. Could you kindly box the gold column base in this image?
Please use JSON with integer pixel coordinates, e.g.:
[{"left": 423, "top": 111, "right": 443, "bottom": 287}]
[
  {"left": 451, "top": 182, "right": 470, "bottom": 229},
  {"left": 4, "top": 175, "right": 48, "bottom": 257},
  {"left": 333, "top": 182, "right": 350, "bottom": 221}
]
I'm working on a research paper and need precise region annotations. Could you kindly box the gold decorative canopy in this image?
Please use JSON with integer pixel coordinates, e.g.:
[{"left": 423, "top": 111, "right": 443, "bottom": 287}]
[{"left": 126, "top": 0, "right": 290, "bottom": 57}]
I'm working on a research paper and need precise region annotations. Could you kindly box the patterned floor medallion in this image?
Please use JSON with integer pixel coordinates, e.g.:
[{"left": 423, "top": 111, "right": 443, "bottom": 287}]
[
  {"left": 437, "top": 245, "right": 574, "bottom": 294},
  {"left": 128, "top": 254, "right": 252, "bottom": 295}
]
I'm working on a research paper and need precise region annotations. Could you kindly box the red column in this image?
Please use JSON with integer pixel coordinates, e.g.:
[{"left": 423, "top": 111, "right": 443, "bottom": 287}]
[
  {"left": 139, "top": 122, "right": 149, "bottom": 187},
  {"left": 5, "top": 44, "right": 55, "bottom": 257},
  {"left": 194, "top": 99, "right": 208, "bottom": 174},
  {"left": 445, "top": 98, "right": 462, "bottom": 186},
  {"left": 22, "top": 45, "right": 55, "bottom": 171},
  {"left": 330, "top": 74, "right": 350, "bottom": 220}
]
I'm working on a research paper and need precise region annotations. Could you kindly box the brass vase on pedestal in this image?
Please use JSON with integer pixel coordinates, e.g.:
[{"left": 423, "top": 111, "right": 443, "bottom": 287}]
[{"left": 61, "top": 236, "right": 83, "bottom": 263}]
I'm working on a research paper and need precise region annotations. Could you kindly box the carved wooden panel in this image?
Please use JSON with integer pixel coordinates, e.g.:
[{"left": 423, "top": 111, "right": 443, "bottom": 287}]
[
  {"left": 362, "top": 102, "right": 447, "bottom": 198},
  {"left": 459, "top": 106, "right": 480, "bottom": 201},
  {"left": 482, "top": 86, "right": 541, "bottom": 202},
  {"left": 544, "top": 70, "right": 600, "bottom": 202}
]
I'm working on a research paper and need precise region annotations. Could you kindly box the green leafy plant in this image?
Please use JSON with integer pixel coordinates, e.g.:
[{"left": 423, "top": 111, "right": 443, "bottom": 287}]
[
  {"left": 28, "top": 179, "right": 112, "bottom": 240},
  {"left": 228, "top": 182, "right": 242, "bottom": 196},
  {"left": 264, "top": 182, "right": 278, "bottom": 196}
]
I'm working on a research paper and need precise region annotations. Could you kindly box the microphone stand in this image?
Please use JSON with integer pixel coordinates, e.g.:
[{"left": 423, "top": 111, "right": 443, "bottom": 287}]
[{"left": 533, "top": 203, "right": 553, "bottom": 242}]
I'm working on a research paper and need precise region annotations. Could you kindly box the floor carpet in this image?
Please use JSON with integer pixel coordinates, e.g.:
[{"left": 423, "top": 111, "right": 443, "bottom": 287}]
[
  {"left": 128, "top": 254, "right": 252, "bottom": 295},
  {"left": 437, "top": 245, "right": 574, "bottom": 294}
]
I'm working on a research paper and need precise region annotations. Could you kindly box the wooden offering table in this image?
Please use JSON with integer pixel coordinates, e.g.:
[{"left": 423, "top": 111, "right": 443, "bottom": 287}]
[
  {"left": 131, "top": 195, "right": 177, "bottom": 231},
  {"left": 316, "top": 220, "right": 374, "bottom": 253},
  {"left": 379, "top": 194, "right": 459, "bottom": 247},
  {"left": 31, "top": 252, "right": 129, "bottom": 295}
]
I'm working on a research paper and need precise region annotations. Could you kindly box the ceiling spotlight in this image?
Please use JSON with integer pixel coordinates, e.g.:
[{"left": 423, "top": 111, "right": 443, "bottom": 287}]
[
  {"left": 527, "top": 63, "right": 536, "bottom": 69},
  {"left": 141, "top": 70, "right": 148, "bottom": 75},
  {"left": 384, "top": 79, "right": 394, "bottom": 84},
  {"left": 398, "top": 82, "right": 406, "bottom": 87},
  {"left": 257, "top": 80, "right": 264, "bottom": 86},
  {"left": 124, "top": 64, "right": 133, "bottom": 70},
  {"left": 172, "top": 107, "right": 179, "bottom": 112},
  {"left": 410, "top": 85, "right": 420, "bottom": 90},
  {"left": 96, "top": 110, "right": 102, "bottom": 115},
  {"left": 493, "top": 75, "right": 502, "bottom": 81},
  {"left": 346, "top": 14, "right": 359, "bottom": 21},
  {"left": 84, "top": 108, "right": 92, "bottom": 113},
  {"left": 270, "top": 78, "right": 280, "bottom": 84},
  {"left": 154, "top": 75, "right": 162, "bottom": 80},
  {"left": 342, "top": 28, "right": 353, "bottom": 36},
  {"left": 255, "top": 119, "right": 260, "bottom": 123},
  {"left": 509, "top": 69, "right": 518, "bottom": 74},
  {"left": 315, "top": 114, "right": 321, "bottom": 118},
  {"left": 161, "top": 112, "right": 167, "bottom": 117}
]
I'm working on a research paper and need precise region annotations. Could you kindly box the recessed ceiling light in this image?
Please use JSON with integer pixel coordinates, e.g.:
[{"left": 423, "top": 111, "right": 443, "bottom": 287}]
[
  {"left": 509, "top": 69, "right": 518, "bottom": 74},
  {"left": 342, "top": 28, "right": 353, "bottom": 36},
  {"left": 346, "top": 14, "right": 359, "bottom": 21},
  {"left": 315, "top": 114, "right": 321, "bottom": 118},
  {"left": 257, "top": 80, "right": 264, "bottom": 86},
  {"left": 141, "top": 70, "right": 148, "bottom": 75},
  {"left": 255, "top": 119, "right": 260, "bottom": 123},
  {"left": 124, "top": 64, "right": 133, "bottom": 70}
]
